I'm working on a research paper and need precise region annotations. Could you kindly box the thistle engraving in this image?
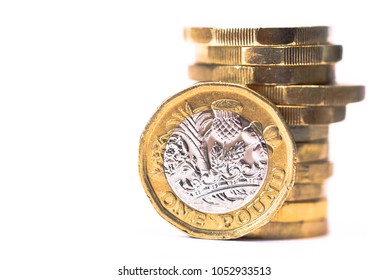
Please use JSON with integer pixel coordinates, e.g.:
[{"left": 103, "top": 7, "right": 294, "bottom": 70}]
[{"left": 163, "top": 99, "right": 269, "bottom": 214}]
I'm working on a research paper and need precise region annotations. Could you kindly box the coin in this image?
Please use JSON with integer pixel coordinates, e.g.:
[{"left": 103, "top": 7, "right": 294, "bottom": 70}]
[
  {"left": 244, "top": 219, "right": 328, "bottom": 239},
  {"left": 189, "top": 64, "right": 335, "bottom": 85},
  {"left": 271, "top": 199, "right": 327, "bottom": 222},
  {"left": 184, "top": 27, "right": 329, "bottom": 46},
  {"left": 248, "top": 84, "right": 365, "bottom": 106},
  {"left": 139, "top": 82, "right": 296, "bottom": 239},
  {"left": 287, "top": 183, "right": 326, "bottom": 202},
  {"left": 290, "top": 125, "right": 329, "bottom": 142},
  {"left": 195, "top": 45, "right": 342, "bottom": 66},
  {"left": 277, "top": 105, "right": 346, "bottom": 125},
  {"left": 295, "top": 161, "right": 333, "bottom": 183},
  {"left": 296, "top": 140, "right": 328, "bottom": 163}
]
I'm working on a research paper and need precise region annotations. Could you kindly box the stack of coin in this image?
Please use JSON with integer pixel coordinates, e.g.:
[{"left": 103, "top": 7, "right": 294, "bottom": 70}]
[{"left": 184, "top": 26, "right": 365, "bottom": 239}]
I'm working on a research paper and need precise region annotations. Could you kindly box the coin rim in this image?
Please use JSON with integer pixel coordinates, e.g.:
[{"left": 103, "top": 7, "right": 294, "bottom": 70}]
[
  {"left": 195, "top": 45, "right": 343, "bottom": 65},
  {"left": 184, "top": 26, "right": 330, "bottom": 46}
]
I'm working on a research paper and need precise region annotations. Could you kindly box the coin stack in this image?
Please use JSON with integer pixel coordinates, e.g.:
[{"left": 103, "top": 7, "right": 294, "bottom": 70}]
[{"left": 184, "top": 26, "right": 364, "bottom": 239}]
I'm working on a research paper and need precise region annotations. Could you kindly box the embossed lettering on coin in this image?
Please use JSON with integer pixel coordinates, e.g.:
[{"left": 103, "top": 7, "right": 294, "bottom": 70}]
[{"left": 163, "top": 99, "right": 269, "bottom": 214}]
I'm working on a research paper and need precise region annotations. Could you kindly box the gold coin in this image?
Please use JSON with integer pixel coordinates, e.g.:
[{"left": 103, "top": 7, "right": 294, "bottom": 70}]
[
  {"left": 184, "top": 27, "right": 329, "bottom": 46},
  {"left": 195, "top": 45, "right": 342, "bottom": 65},
  {"left": 189, "top": 64, "right": 335, "bottom": 85},
  {"left": 277, "top": 105, "right": 345, "bottom": 125},
  {"left": 287, "top": 183, "right": 326, "bottom": 202},
  {"left": 296, "top": 140, "right": 328, "bottom": 163},
  {"left": 271, "top": 199, "right": 327, "bottom": 222},
  {"left": 248, "top": 84, "right": 365, "bottom": 106},
  {"left": 295, "top": 161, "right": 333, "bottom": 183},
  {"left": 244, "top": 219, "right": 328, "bottom": 239},
  {"left": 139, "top": 82, "right": 296, "bottom": 239},
  {"left": 290, "top": 125, "right": 328, "bottom": 142}
]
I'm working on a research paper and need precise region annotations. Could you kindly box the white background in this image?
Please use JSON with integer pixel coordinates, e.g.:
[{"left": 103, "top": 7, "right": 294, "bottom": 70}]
[{"left": 0, "top": 1, "right": 387, "bottom": 279}]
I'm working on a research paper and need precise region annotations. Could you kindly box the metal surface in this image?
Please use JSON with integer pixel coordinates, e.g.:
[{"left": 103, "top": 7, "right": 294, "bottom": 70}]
[
  {"left": 195, "top": 45, "right": 342, "bottom": 65},
  {"left": 163, "top": 105, "right": 269, "bottom": 214},
  {"left": 290, "top": 125, "right": 329, "bottom": 142},
  {"left": 249, "top": 84, "right": 365, "bottom": 106},
  {"left": 139, "top": 82, "right": 296, "bottom": 239},
  {"left": 271, "top": 199, "right": 327, "bottom": 222},
  {"left": 244, "top": 219, "right": 328, "bottom": 239},
  {"left": 295, "top": 161, "right": 333, "bottom": 183},
  {"left": 287, "top": 183, "right": 326, "bottom": 202},
  {"left": 296, "top": 140, "right": 329, "bottom": 163},
  {"left": 189, "top": 64, "right": 335, "bottom": 85},
  {"left": 184, "top": 27, "right": 330, "bottom": 46},
  {"left": 277, "top": 105, "right": 346, "bottom": 125}
]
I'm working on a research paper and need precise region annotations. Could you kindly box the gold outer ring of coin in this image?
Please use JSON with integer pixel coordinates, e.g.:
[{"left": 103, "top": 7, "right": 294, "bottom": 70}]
[
  {"left": 295, "top": 161, "right": 333, "bottom": 183},
  {"left": 296, "top": 140, "right": 328, "bottom": 163},
  {"left": 243, "top": 219, "right": 328, "bottom": 239},
  {"left": 195, "top": 45, "right": 342, "bottom": 65},
  {"left": 271, "top": 198, "right": 327, "bottom": 222},
  {"left": 287, "top": 183, "right": 326, "bottom": 202},
  {"left": 248, "top": 84, "right": 365, "bottom": 106},
  {"left": 189, "top": 64, "right": 335, "bottom": 85},
  {"left": 290, "top": 125, "right": 328, "bottom": 142},
  {"left": 184, "top": 27, "right": 329, "bottom": 46},
  {"left": 139, "top": 82, "right": 296, "bottom": 239}
]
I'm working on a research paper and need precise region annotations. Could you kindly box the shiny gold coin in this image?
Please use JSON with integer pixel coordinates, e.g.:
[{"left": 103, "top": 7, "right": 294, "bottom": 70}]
[
  {"left": 296, "top": 140, "right": 328, "bottom": 163},
  {"left": 287, "top": 183, "right": 326, "bottom": 202},
  {"left": 189, "top": 64, "right": 335, "bottom": 85},
  {"left": 271, "top": 199, "right": 327, "bottom": 222},
  {"left": 195, "top": 45, "right": 342, "bottom": 65},
  {"left": 295, "top": 161, "right": 333, "bottom": 183},
  {"left": 290, "top": 125, "right": 328, "bottom": 142},
  {"left": 244, "top": 219, "right": 328, "bottom": 239},
  {"left": 139, "top": 82, "right": 296, "bottom": 239},
  {"left": 277, "top": 105, "right": 345, "bottom": 125},
  {"left": 184, "top": 27, "right": 329, "bottom": 46},
  {"left": 248, "top": 84, "right": 365, "bottom": 106}
]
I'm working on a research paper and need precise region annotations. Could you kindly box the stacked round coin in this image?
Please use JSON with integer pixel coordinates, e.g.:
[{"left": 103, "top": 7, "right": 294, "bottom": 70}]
[{"left": 184, "top": 26, "right": 365, "bottom": 239}]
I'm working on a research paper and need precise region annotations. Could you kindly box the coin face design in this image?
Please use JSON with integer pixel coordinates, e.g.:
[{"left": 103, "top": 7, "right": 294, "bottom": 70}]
[
  {"left": 139, "top": 83, "right": 296, "bottom": 239},
  {"left": 163, "top": 99, "right": 269, "bottom": 214}
]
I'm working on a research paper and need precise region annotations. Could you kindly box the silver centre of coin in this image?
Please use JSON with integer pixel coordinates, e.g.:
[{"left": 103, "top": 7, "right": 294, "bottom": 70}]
[{"left": 163, "top": 101, "right": 269, "bottom": 214}]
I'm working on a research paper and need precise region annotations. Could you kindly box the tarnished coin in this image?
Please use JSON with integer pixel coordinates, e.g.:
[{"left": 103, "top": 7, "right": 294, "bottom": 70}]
[
  {"left": 244, "top": 219, "right": 328, "bottom": 239},
  {"left": 290, "top": 125, "right": 329, "bottom": 142},
  {"left": 195, "top": 45, "right": 342, "bottom": 65},
  {"left": 139, "top": 82, "right": 296, "bottom": 239},
  {"left": 295, "top": 161, "right": 333, "bottom": 183},
  {"left": 277, "top": 105, "right": 346, "bottom": 125},
  {"left": 248, "top": 84, "right": 365, "bottom": 106},
  {"left": 189, "top": 64, "right": 335, "bottom": 85},
  {"left": 296, "top": 140, "right": 328, "bottom": 163},
  {"left": 271, "top": 198, "right": 327, "bottom": 222},
  {"left": 184, "top": 27, "right": 329, "bottom": 46},
  {"left": 287, "top": 183, "right": 326, "bottom": 202}
]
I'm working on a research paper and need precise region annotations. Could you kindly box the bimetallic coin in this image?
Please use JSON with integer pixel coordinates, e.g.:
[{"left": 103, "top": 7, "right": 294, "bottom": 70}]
[
  {"left": 287, "top": 183, "right": 326, "bottom": 202},
  {"left": 139, "top": 82, "right": 296, "bottom": 239},
  {"left": 189, "top": 64, "right": 335, "bottom": 85},
  {"left": 184, "top": 27, "right": 330, "bottom": 46},
  {"left": 195, "top": 45, "right": 342, "bottom": 65},
  {"left": 248, "top": 85, "right": 365, "bottom": 106},
  {"left": 296, "top": 140, "right": 329, "bottom": 163},
  {"left": 271, "top": 199, "right": 327, "bottom": 222},
  {"left": 295, "top": 161, "right": 333, "bottom": 183},
  {"left": 244, "top": 219, "right": 328, "bottom": 239},
  {"left": 290, "top": 125, "right": 329, "bottom": 142},
  {"left": 277, "top": 106, "right": 346, "bottom": 125}
]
